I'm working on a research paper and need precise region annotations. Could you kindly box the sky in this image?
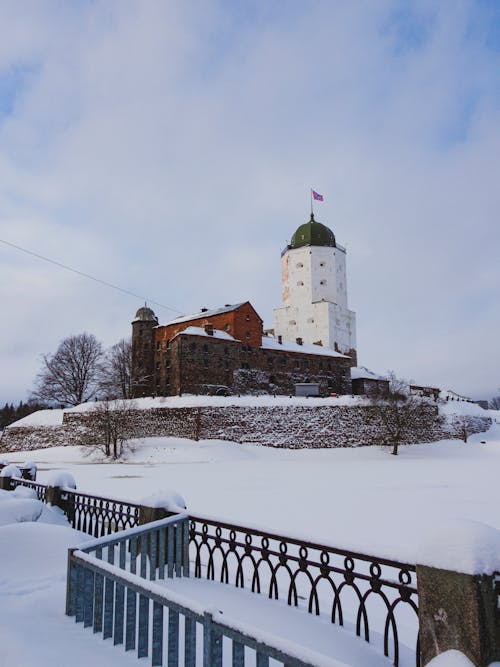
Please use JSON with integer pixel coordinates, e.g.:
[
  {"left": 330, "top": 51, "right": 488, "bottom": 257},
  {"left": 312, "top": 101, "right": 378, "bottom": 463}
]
[{"left": 0, "top": 0, "right": 499, "bottom": 404}]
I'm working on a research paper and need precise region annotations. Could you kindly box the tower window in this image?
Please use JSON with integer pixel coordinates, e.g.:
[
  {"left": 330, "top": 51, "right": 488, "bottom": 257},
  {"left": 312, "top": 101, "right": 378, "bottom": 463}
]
[{"left": 245, "top": 332, "right": 251, "bottom": 340}]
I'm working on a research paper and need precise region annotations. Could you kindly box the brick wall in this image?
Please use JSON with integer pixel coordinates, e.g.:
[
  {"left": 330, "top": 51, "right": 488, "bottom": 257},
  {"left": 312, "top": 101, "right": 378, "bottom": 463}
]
[{"left": 0, "top": 404, "right": 491, "bottom": 452}]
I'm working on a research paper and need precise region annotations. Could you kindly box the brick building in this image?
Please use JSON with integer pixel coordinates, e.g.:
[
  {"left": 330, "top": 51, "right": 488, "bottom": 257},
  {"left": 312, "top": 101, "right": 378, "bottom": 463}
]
[{"left": 131, "top": 302, "right": 353, "bottom": 398}]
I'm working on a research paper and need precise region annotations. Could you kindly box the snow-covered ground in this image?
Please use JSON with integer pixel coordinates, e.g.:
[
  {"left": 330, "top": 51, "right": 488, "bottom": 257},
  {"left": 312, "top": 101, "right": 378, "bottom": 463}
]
[
  {"left": 6, "top": 420, "right": 498, "bottom": 564},
  {"left": 2, "top": 414, "right": 498, "bottom": 666}
]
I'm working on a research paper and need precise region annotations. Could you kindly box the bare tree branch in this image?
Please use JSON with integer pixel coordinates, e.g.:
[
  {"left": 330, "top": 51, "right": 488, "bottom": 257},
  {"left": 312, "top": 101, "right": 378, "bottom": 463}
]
[{"left": 31, "top": 333, "right": 104, "bottom": 406}]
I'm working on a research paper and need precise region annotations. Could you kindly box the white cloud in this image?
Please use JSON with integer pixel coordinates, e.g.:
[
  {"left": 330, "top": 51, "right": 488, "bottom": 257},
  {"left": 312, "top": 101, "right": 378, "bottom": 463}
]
[{"left": 0, "top": 0, "right": 499, "bottom": 403}]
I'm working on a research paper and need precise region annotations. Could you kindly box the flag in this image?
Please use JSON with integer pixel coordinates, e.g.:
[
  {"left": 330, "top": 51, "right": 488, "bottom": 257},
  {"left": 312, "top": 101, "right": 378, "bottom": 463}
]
[{"left": 312, "top": 190, "right": 324, "bottom": 201}]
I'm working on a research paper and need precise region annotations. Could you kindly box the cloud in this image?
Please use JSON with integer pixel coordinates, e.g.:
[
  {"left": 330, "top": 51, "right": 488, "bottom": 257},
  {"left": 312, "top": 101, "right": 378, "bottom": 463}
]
[{"left": 0, "top": 0, "right": 499, "bottom": 403}]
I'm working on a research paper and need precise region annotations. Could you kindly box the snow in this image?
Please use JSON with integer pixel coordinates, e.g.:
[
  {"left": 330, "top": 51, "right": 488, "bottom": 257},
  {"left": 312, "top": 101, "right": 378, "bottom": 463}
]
[
  {"left": 261, "top": 333, "right": 349, "bottom": 358},
  {"left": 72, "top": 548, "right": 388, "bottom": 667},
  {"left": 7, "top": 392, "right": 490, "bottom": 430},
  {"left": 440, "top": 399, "right": 489, "bottom": 417},
  {"left": 45, "top": 470, "right": 76, "bottom": 489},
  {"left": 140, "top": 489, "right": 187, "bottom": 512},
  {"left": 7, "top": 407, "right": 66, "bottom": 427},
  {"left": 0, "top": 463, "right": 21, "bottom": 477},
  {"left": 174, "top": 325, "right": 236, "bottom": 341},
  {"left": 65, "top": 393, "right": 368, "bottom": 413},
  {"left": 5, "top": 421, "right": 500, "bottom": 566},
  {"left": 350, "top": 366, "right": 386, "bottom": 380},
  {"left": 417, "top": 518, "right": 500, "bottom": 575},
  {"left": 426, "top": 650, "right": 500, "bottom": 667},
  {"left": 2, "top": 423, "right": 500, "bottom": 665},
  {"left": 0, "top": 487, "right": 69, "bottom": 527},
  {"left": 164, "top": 302, "right": 246, "bottom": 326},
  {"left": 158, "top": 576, "right": 393, "bottom": 667}
]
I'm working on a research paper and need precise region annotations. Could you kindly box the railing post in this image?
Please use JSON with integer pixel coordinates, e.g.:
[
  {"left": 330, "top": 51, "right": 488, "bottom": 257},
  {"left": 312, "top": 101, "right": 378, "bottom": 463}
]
[
  {"left": 0, "top": 464, "right": 20, "bottom": 490},
  {"left": 0, "top": 474, "right": 15, "bottom": 491},
  {"left": 416, "top": 524, "right": 500, "bottom": 666},
  {"left": 66, "top": 548, "right": 77, "bottom": 616},
  {"left": 46, "top": 483, "right": 76, "bottom": 524},
  {"left": 139, "top": 493, "right": 187, "bottom": 578}
]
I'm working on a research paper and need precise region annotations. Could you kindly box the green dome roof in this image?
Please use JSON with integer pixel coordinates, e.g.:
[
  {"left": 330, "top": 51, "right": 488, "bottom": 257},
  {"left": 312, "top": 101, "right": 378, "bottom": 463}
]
[
  {"left": 134, "top": 305, "right": 157, "bottom": 322},
  {"left": 290, "top": 214, "right": 336, "bottom": 249}
]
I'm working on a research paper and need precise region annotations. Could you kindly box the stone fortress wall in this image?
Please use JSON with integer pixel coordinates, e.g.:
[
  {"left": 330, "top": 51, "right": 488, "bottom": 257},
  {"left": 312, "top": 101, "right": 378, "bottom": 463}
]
[{"left": 0, "top": 403, "right": 491, "bottom": 452}]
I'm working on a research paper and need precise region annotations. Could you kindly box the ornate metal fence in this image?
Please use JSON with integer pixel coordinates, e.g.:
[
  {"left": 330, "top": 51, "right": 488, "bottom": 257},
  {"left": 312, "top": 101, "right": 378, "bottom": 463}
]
[
  {"left": 67, "top": 514, "right": 334, "bottom": 667},
  {"left": 7, "top": 473, "right": 420, "bottom": 666},
  {"left": 189, "top": 515, "right": 420, "bottom": 667},
  {"left": 65, "top": 489, "right": 141, "bottom": 536}
]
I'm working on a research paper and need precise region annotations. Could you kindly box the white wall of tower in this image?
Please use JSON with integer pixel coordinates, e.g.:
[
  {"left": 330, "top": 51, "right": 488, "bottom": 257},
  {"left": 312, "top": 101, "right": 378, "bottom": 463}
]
[{"left": 274, "top": 240, "right": 356, "bottom": 355}]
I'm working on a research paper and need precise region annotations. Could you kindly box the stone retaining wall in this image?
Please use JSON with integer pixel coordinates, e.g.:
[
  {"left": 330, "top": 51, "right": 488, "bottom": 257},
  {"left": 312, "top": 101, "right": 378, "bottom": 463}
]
[{"left": 0, "top": 404, "right": 491, "bottom": 452}]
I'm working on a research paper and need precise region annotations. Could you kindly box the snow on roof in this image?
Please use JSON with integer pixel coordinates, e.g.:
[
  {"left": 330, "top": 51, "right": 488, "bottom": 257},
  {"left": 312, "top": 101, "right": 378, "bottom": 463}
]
[
  {"left": 163, "top": 303, "right": 246, "bottom": 327},
  {"left": 350, "top": 366, "right": 387, "bottom": 381},
  {"left": 174, "top": 326, "right": 237, "bottom": 341},
  {"left": 261, "top": 335, "right": 349, "bottom": 358}
]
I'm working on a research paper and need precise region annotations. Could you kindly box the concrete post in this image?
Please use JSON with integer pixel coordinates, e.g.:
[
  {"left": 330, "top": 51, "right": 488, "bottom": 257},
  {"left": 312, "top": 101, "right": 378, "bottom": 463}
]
[
  {"left": 0, "top": 475, "right": 15, "bottom": 491},
  {"left": 417, "top": 566, "right": 500, "bottom": 666},
  {"left": 46, "top": 485, "right": 75, "bottom": 524}
]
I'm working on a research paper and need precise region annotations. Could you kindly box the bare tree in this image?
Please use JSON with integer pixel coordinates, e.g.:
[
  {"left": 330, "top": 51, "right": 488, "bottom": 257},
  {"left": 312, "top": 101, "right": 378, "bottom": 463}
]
[
  {"left": 84, "top": 399, "right": 137, "bottom": 459},
  {"left": 100, "top": 338, "right": 132, "bottom": 399},
  {"left": 451, "top": 414, "right": 477, "bottom": 443},
  {"left": 489, "top": 395, "right": 500, "bottom": 410},
  {"left": 371, "top": 372, "right": 427, "bottom": 456},
  {"left": 31, "top": 333, "right": 104, "bottom": 406}
]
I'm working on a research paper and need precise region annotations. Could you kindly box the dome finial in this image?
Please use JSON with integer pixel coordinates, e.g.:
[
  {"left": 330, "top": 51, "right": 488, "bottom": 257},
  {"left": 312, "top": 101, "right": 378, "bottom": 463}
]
[{"left": 309, "top": 212, "right": 315, "bottom": 223}]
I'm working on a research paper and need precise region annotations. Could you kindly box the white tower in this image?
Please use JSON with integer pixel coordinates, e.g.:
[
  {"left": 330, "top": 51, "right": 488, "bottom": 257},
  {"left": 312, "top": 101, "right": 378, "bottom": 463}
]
[{"left": 273, "top": 213, "right": 357, "bottom": 363}]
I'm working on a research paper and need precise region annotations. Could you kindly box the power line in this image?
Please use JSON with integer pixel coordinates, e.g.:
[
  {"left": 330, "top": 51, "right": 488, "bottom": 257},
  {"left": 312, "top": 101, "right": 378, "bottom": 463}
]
[{"left": 0, "top": 237, "right": 183, "bottom": 315}]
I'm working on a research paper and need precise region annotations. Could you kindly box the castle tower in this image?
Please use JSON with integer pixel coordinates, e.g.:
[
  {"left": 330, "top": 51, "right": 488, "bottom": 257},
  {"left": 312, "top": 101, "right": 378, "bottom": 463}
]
[
  {"left": 273, "top": 213, "right": 357, "bottom": 364},
  {"left": 131, "top": 305, "right": 158, "bottom": 397}
]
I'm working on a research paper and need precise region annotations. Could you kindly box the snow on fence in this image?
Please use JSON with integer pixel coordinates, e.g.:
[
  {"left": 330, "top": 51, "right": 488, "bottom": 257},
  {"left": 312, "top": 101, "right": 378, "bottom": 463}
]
[
  {"left": 66, "top": 514, "right": 338, "bottom": 667},
  {"left": 7, "top": 473, "right": 419, "bottom": 666},
  {"left": 189, "top": 515, "right": 420, "bottom": 667}
]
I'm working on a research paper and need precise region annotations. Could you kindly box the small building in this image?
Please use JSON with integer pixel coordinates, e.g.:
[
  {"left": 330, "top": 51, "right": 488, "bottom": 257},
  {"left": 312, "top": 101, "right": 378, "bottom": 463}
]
[
  {"left": 351, "top": 367, "right": 389, "bottom": 396},
  {"left": 409, "top": 385, "right": 440, "bottom": 401}
]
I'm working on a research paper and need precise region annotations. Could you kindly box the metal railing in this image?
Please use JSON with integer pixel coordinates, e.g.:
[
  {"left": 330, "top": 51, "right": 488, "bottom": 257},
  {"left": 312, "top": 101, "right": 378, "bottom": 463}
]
[
  {"left": 189, "top": 515, "right": 420, "bottom": 667},
  {"left": 67, "top": 514, "right": 338, "bottom": 667},
  {"left": 7, "top": 473, "right": 420, "bottom": 666}
]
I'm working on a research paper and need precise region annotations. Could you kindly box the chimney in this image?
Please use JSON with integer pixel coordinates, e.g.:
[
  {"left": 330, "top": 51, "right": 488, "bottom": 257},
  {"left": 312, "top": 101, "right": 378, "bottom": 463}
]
[
  {"left": 204, "top": 323, "right": 214, "bottom": 336},
  {"left": 296, "top": 337, "right": 303, "bottom": 346},
  {"left": 278, "top": 335, "right": 282, "bottom": 344},
  {"left": 201, "top": 307, "right": 208, "bottom": 312}
]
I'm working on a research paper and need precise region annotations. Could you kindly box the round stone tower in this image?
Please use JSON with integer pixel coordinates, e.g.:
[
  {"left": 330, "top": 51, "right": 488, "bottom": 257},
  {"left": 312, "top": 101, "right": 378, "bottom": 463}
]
[
  {"left": 131, "top": 305, "right": 158, "bottom": 397},
  {"left": 273, "top": 213, "right": 357, "bottom": 363}
]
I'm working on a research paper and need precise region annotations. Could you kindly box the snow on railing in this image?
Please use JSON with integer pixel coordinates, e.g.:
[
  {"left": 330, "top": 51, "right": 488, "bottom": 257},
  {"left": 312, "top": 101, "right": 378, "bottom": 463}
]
[
  {"left": 189, "top": 513, "right": 420, "bottom": 667},
  {"left": 67, "top": 514, "right": 333, "bottom": 667},
  {"left": 7, "top": 474, "right": 420, "bottom": 666}
]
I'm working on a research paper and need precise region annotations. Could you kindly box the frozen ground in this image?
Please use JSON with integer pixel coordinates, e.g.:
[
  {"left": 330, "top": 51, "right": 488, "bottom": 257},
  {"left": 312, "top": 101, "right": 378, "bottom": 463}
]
[
  {"left": 7, "top": 420, "right": 499, "bottom": 564},
  {"left": 2, "top": 414, "right": 498, "bottom": 666}
]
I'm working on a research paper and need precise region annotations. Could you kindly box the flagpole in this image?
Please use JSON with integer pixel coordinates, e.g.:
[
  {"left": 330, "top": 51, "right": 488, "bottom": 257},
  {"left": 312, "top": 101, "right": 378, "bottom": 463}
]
[{"left": 310, "top": 188, "right": 313, "bottom": 218}]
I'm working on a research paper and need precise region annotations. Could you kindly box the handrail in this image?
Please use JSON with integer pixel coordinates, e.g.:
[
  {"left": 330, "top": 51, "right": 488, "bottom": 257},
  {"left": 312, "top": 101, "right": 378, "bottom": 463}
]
[
  {"left": 77, "top": 513, "right": 188, "bottom": 552},
  {"left": 69, "top": 542, "right": 339, "bottom": 667}
]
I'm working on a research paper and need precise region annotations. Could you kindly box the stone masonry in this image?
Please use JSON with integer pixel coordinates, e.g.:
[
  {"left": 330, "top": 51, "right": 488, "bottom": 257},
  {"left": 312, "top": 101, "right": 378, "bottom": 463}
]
[{"left": 0, "top": 404, "right": 491, "bottom": 452}]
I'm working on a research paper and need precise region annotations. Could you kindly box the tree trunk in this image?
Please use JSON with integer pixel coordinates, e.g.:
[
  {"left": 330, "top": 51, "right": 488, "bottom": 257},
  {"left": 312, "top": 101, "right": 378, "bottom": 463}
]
[{"left": 391, "top": 441, "right": 399, "bottom": 456}]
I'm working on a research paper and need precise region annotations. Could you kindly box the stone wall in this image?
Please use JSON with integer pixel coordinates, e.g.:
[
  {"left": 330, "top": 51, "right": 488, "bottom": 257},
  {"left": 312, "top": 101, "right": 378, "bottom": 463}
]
[{"left": 0, "top": 403, "right": 491, "bottom": 452}]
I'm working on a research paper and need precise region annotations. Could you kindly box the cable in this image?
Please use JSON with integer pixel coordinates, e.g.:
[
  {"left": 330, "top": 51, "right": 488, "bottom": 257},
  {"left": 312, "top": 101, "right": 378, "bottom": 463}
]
[{"left": 0, "top": 237, "right": 184, "bottom": 315}]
